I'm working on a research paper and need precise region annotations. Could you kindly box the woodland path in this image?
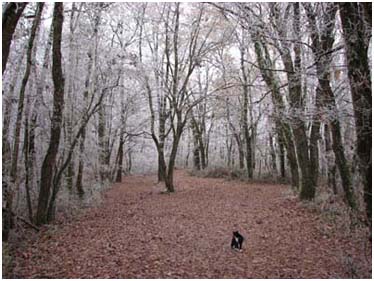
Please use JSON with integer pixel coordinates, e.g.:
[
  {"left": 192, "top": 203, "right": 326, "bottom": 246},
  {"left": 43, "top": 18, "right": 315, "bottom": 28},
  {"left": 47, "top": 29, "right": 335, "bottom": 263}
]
[{"left": 11, "top": 170, "right": 371, "bottom": 278}]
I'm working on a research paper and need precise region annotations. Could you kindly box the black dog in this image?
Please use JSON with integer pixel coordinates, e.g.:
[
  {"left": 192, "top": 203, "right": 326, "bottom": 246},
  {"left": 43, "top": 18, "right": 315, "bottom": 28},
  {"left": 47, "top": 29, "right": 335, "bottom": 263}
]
[{"left": 231, "top": 231, "right": 244, "bottom": 251}]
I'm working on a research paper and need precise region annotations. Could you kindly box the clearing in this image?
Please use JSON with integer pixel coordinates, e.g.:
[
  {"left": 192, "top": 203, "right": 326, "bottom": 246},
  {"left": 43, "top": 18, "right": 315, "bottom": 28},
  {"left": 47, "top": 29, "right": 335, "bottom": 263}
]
[{"left": 9, "top": 170, "right": 371, "bottom": 278}]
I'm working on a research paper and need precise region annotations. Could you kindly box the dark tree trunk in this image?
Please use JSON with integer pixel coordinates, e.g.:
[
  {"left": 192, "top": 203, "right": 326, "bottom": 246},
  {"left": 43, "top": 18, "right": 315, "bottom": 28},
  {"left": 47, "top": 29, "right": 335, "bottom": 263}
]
[
  {"left": 76, "top": 127, "right": 86, "bottom": 197},
  {"left": 157, "top": 149, "right": 167, "bottom": 182},
  {"left": 190, "top": 110, "right": 207, "bottom": 170},
  {"left": 225, "top": 126, "right": 233, "bottom": 168},
  {"left": 157, "top": 99, "right": 168, "bottom": 181},
  {"left": 65, "top": 118, "right": 74, "bottom": 190},
  {"left": 5, "top": 3, "right": 43, "bottom": 233},
  {"left": 309, "top": 87, "right": 322, "bottom": 189},
  {"left": 2, "top": 2, "right": 27, "bottom": 74},
  {"left": 10, "top": 2, "right": 44, "bottom": 189},
  {"left": 191, "top": 118, "right": 201, "bottom": 170},
  {"left": 24, "top": 112, "right": 33, "bottom": 222},
  {"left": 98, "top": 104, "right": 108, "bottom": 181},
  {"left": 114, "top": 82, "right": 126, "bottom": 184},
  {"left": 225, "top": 98, "right": 244, "bottom": 170},
  {"left": 75, "top": 51, "right": 94, "bottom": 194},
  {"left": 240, "top": 39, "right": 253, "bottom": 178},
  {"left": 193, "top": 142, "right": 201, "bottom": 170},
  {"left": 281, "top": 124, "right": 300, "bottom": 188},
  {"left": 339, "top": 2, "right": 372, "bottom": 223},
  {"left": 47, "top": 87, "right": 109, "bottom": 222},
  {"left": 35, "top": 3, "right": 64, "bottom": 226},
  {"left": 197, "top": 133, "right": 206, "bottom": 170},
  {"left": 146, "top": 75, "right": 168, "bottom": 183},
  {"left": 277, "top": 133, "right": 286, "bottom": 178},
  {"left": 330, "top": 117, "right": 356, "bottom": 208},
  {"left": 164, "top": 113, "right": 185, "bottom": 193},
  {"left": 24, "top": 25, "right": 52, "bottom": 224},
  {"left": 64, "top": 3, "right": 81, "bottom": 191},
  {"left": 165, "top": 133, "right": 181, "bottom": 193},
  {"left": 289, "top": 3, "right": 315, "bottom": 200},
  {"left": 2, "top": 48, "right": 26, "bottom": 168},
  {"left": 253, "top": 39, "right": 299, "bottom": 187},
  {"left": 324, "top": 124, "right": 337, "bottom": 194},
  {"left": 305, "top": 2, "right": 355, "bottom": 209},
  {"left": 237, "top": 139, "right": 244, "bottom": 169},
  {"left": 127, "top": 150, "right": 132, "bottom": 174},
  {"left": 2, "top": 46, "right": 26, "bottom": 225},
  {"left": 23, "top": 30, "right": 52, "bottom": 221},
  {"left": 269, "top": 133, "right": 277, "bottom": 174},
  {"left": 115, "top": 139, "right": 124, "bottom": 183},
  {"left": 270, "top": 3, "right": 314, "bottom": 198}
]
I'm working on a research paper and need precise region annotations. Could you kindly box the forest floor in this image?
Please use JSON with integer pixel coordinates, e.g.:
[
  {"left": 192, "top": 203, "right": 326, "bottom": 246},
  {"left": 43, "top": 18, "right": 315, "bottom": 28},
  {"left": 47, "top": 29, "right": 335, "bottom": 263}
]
[{"left": 7, "top": 170, "right": 372, "bottom": 278}]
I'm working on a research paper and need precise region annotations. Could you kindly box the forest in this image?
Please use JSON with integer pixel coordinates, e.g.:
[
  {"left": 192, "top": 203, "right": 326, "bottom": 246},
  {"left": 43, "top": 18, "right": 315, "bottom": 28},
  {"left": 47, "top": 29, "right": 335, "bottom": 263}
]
[{"left": 2, "top": 2, "right": 372, "bottom": 278}]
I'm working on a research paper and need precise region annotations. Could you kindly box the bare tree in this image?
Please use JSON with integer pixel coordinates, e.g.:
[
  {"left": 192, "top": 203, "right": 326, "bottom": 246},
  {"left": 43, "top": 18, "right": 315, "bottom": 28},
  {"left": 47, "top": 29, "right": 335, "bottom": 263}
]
[
  {"left": 35, "top": 3, "right": 64, "bottom": 226},
  {"left": 338, "top": 3, "right": 372, "bottom": 222},
  {"left": 304, "top": 3, "right": 355, "bottom": 209},
  {"left": 3, "top": 3, "right": 44, "bottom": 239},
  {"left": 2, "top": 2, "right": 28, "bottom": 73}
]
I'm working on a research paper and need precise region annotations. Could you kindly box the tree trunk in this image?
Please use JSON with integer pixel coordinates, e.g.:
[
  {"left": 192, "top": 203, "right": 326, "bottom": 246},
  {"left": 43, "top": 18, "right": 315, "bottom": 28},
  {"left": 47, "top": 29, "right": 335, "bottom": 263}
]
[
  {"left": 269, "top": 133, "right": 277, "bottom": 174},
  {"left": 324, "top": 124, "right": 337, "bottom": 194},
  {"left": 273, "top": 3, "right": 315, "bottom": 199},
  {"left": 225, "top": 125, "right": 233, "bottom": 168},
  {"left": 193, "top": 137, "right": 201, "bottom": 170},
  {"left": 309, "top": 87, "right": 322, "bottom": 189},
  {"left": 27, "top": 27, "right": 53, "bottom": 204},
  {"left": 35, "top": 3, "right": 64, "bottom": 226},
  {"left": 2, "top": 44, "right": 26, "bottom": 216},
  {"left": 65, "top": 3, "right": 80, "bottom": 191},
  {"left": 145, "top": 73, "right": 168, "bottom": 183},
  {"left": 225, "top": 98, "right": 244, "bottom": 170},
  {"left": 10, "top": 2, "right": 44, "bottom": 192},
  {"left": 5, "top": 3, "right": 43, "bottom": 232},
  {"left": 3, "top": 45, "right": 26, "bottom": 160},
  {"left": 253, "top": 39, "right": 299, "bottom": 187},
  {"left": 240, "top": 41, "right": 253, "bottom": 178},
  {"left": 127, "top": 149, "right": 132, "bottom": 174},
  {"left": 115, "top": 138, "right": 124, "bottom": 183},
  {"left": 237, "top": 138, "right": 244, "bottom": 169},
  {"left": 65, "top": 118, "right": 74, "bottom": 190},
  {"left": 305, "top": 3, "right": 356, "bottom": 208},
  {"left": 98, "top": 104, "right": 108, "bottom": 181},
  {"left": 75, "top": 5, "right": 97, "bottom": 191},
  {"left": 24, "top": 110, "right": 33, "bottom": 222},
  {"left": 191, "top": 117, "right": 201, "bottom": 170},
  {"left": 2, "top": 2, "right": 28, "bottom": 74},
  {"left": 157, "top": 117, "right": 167, "bottom": 181},
  {"left": 76, "top": 126, "right": 86, "bottom": 197},
  {"left": 75, "top": 50, "right": 94, "bottom": 194},
  {"left": 197, "top": 132, "right": 206, "bottom": 170},
  {"left": 47, "top": 86, "right": 109, "bottom": 222},
  {"left": 165, "top": 128, "right": 183, "bottom": 193},
  {"left": 157, "top": 98, "right": 168, "bottom": 182},
  {"left": 339, "top": 2, "right": 372, "bottom": 222},
  {"left": 277, "top": 133, "right": 286, "bottom": 178},
  {"left": 115, "top": 83, "right": 127, "bottom": 183},
  {"left": 282, "top": 125, "right": 300, "bottom": 189},
  {"left": 157, "top": 148, "right": 167, "bottom": 182}
]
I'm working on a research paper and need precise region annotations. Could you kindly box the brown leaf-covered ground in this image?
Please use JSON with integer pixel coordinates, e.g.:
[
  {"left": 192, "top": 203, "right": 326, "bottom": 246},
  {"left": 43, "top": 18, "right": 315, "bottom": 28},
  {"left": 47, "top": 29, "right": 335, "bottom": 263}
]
[{"left": 9, "top": 170, "right": 372, "bottom": 278}]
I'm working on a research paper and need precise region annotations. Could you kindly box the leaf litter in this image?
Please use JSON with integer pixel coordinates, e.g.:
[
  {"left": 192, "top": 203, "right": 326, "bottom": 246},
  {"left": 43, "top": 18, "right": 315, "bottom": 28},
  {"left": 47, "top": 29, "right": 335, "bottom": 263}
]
[{"left": 9, "top": 170, "right": 371, "bottom": 278}]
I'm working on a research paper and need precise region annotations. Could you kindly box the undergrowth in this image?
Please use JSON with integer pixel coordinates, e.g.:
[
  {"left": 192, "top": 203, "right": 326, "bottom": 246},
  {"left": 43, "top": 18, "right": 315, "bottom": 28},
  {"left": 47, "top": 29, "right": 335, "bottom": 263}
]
[
  {"left": 189, "top": 166, "right": 290, "bottom": 184},
  {"left": 4, "top": 178, "right": 113, "bottom": 278},
  {"left": 2, "top": 242, "right": 12, "bottom": 277}
]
